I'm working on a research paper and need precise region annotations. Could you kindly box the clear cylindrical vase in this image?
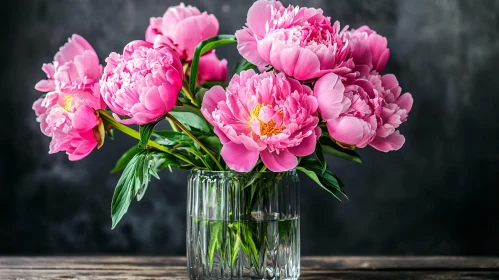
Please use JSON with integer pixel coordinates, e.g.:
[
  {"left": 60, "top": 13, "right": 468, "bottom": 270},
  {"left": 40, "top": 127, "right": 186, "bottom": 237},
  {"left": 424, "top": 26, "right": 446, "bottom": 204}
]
[{"left": 187, "top": 170, "right": 300, "bottom": 280}]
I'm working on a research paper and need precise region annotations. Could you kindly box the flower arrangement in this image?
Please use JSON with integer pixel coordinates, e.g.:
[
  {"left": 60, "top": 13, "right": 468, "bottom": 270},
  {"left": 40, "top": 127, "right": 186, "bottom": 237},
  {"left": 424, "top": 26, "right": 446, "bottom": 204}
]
[{"left": 33, "top": 0, "right": 412, "bottom": 254}]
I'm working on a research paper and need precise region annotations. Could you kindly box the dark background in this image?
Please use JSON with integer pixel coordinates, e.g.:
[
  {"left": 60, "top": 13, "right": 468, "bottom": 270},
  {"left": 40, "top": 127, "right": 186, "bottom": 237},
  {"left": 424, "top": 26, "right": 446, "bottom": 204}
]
[{"left": 1, "top": 0, "right": 498, "bottom": 256}]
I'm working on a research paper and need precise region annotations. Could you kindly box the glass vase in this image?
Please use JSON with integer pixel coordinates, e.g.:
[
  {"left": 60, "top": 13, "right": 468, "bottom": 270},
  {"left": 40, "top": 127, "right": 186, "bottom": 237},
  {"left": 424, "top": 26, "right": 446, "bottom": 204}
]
[{"left": 187, "top": 170, "right": 300, "bottom": 280}]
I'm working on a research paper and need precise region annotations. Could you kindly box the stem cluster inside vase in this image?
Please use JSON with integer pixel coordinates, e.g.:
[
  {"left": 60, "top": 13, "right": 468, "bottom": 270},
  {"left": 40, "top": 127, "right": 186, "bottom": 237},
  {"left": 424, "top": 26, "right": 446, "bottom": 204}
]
[{"left": 187, "top": 170, "right": 300, "bottom": 280}]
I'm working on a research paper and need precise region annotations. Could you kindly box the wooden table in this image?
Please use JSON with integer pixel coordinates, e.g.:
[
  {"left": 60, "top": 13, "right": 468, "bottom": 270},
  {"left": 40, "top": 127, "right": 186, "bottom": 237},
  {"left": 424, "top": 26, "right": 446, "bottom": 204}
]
[{"left": 1, "top": 256, "right": 499, "bottom": 279}]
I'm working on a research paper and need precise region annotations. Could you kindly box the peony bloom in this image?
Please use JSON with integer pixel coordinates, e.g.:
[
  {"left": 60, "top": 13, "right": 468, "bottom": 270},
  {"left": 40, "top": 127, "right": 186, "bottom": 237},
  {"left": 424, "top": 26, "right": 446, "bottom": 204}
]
[
  {"left": 33, "top": 34, "right": 106, "bottom": 160},
  {"left": 197, "top": 51, "right": 228, "bottom": 84},
  {"left": 145, "top": 3, "right": 227, "bottom": 85},
  {"left": 100, "top": 41, "right": 183, "bottom": 125},
  {"left": 33, "top": 94, "right": 105, "bottom": 161},
  {"left": 367, "top": 74, "right": 413, "bottom": 152},
  {"left": 235, "top": 0, "right": 352, "bottom": 81},
  {"left": 341, "top": 25, "right": 390, "bottom": 77},
  {"left": 202, "top": 70, "right": 321, "bottom": 172},
  {"left": 145, "top": 3, "right": 219, "bottom": 61},
  {"left": 35, "top": 34, "right": 104, "bottom": 99},
  {"left": 314, "top": 73, "right": 412, "bottom": 152},
  {"left": 314, "top": 73, "right": 378, "bottom": 148}
]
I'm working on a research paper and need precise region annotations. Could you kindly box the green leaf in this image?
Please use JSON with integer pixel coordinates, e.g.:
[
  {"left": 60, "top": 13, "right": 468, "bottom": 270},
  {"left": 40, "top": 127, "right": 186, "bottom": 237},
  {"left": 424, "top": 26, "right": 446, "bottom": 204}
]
[
  {"left": 106, "top": 129, "right": 115, "bottom": 140},
  {"left": 172, "top": 103, "right": 204, "bottom": 117},
  {"left": 173, "top": 149, "right": 207, "bottom": 170},
  {"left": 199, "top": 135, "right": 221, "bottom": 155},
  {"left": 169, "top": 111, "right": 210, "bottom": 133},
  {"left": 111, "top": 150, "right": 164, "bottom": 229},
  {"left": 177, "top": 95, "right": 193, "bottom": 106},
  {"left": 111, "top": 145, "right": 142, "bottom": 173},
  {"left": 136, "top": 155, "right": 153, "bottom": 201},
  {"left": 233, "top": 58, "right": 256, "bottom": 75},
  {"left": 156, "top": 152, "right": 183, "bottom": 170},
  {"left": 152, "top": 130, "right": 193, "bottom": 146},
  {"left": 208, "top": 221, "right": 222, "bottom": 269},
  {"left": 139, "top": 120, "right": 161, "bottom": 149},
  {"left": 320, "top": 136, "right": 362, "bottom": 163},
  {"left": 297, "top": 156, "right": 347, "bottom": 201},
  {"left": 189, "top": 35, "right": 237, "bottom": 94},
  {"left": 200, "top": 81, "right": 228, "bottom": 89},
  {"left": 229, "top": 222, "right": 241, "bottom": 267},
  {"left": 195, "top": 88, "right": 208, "bottom": 107},
  {"left": 315, "top": 141, "right": 327, "bottom": 174},
  {"left": 111, "top": 151, "right": 148, "bottom": 229}
]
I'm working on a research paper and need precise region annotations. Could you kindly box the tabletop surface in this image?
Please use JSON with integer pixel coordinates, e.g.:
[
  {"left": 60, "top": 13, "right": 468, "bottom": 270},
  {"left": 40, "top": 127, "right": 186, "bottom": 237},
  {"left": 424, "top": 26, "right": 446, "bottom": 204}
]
[{"left": 1, "top": 256, "right": 499, "bottom": 279}]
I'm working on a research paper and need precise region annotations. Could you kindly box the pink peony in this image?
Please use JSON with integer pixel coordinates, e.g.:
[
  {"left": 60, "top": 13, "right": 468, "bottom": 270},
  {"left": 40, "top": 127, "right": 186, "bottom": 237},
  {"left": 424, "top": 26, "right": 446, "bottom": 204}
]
[
  {"left": 314, "top": 73, "right": 412, "bottom": 152},
  {"left": 33, "top": 94, "right": 105, "bottom": 161},
  {"left": 100, "top": 41, "right": 183, "bottom": 125},
  {"left": 367, "top": 74, "right": 413, "bottom": 152},
  {"left": 145, "top": 3, "right": 219, "bottom": 61},
  {"left": 235, "top": 0, "right": 352, "bottom": 81},
  {"left": 35, "top": 34, "right": 104, "bottom": 100},
  {"left": 201, "top": 70, "right": 321, "bottom": 172},
  {"left": 315, "top": 73, "right": 378, "bottom": 148},
  {"left": 341, "top": 25, "right": 390, "bottom": 77},
  {"left": 197, "top": 51, "right": 228, "bottom": 84},
  {"left": 145, "top": 3, "right": 227, "bottom": 85},
  {"left": 33, "top": 34, "right": 106, "bottom": 160}
]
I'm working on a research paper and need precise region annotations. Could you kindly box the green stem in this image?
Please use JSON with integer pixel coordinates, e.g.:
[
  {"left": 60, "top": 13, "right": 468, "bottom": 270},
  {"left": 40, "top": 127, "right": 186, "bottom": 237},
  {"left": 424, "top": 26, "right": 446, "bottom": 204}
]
[
  {"left": 182, "top": 84, "right": 198, "bottom": 107},
  {"left": 166, "top": 113, "right": 224, "bottom": 171},
  {"left": 98, "top": 110, "right": 195, "bottom": 166},
  {"left": 167, "top": 119, "right": 179, "bottom": 132}
]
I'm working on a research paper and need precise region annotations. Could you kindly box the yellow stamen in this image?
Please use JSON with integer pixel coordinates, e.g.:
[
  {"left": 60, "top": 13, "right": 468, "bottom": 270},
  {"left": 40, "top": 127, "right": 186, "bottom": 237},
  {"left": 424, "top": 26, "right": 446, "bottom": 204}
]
[
  {"left": 62, "top": 95, "right": 74, "bottom": 112},
  {"left": 249, "top": 104, "right": 284, "bottom": 137}
]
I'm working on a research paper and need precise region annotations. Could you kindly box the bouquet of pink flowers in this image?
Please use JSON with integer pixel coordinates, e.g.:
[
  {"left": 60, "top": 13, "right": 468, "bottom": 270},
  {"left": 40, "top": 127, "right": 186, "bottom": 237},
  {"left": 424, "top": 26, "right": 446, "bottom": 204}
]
[{"left": 33, "top": 0, "right": 412, "bottom": 230}]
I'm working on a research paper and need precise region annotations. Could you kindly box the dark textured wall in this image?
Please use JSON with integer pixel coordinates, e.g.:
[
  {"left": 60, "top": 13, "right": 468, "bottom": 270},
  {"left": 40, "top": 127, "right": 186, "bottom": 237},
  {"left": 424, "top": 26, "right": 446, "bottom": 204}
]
[{"left": 1, "top": 0, "right": 499, "bottom": 255}]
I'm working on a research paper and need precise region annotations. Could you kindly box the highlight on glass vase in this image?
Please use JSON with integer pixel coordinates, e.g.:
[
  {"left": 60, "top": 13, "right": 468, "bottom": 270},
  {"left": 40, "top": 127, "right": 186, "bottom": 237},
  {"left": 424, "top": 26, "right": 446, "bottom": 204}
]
[{"left": 32, "top": 1, "right": 412, "bottom": 279}]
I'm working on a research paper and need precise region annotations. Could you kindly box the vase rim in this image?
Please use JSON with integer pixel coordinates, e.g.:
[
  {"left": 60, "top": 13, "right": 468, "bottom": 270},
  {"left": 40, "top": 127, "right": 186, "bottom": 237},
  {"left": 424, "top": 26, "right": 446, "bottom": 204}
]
[{"left": 190, "top": 169, "right": 297, "bottom": 175}]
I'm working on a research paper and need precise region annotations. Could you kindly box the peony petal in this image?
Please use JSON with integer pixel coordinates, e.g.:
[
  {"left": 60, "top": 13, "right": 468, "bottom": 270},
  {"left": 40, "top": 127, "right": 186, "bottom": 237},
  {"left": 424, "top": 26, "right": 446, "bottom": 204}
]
[
  {"left": 32, "top": 98, "right": 46, "bottom": 116},
  {"left": 123, "top": 40, "right": 153, "bottom": 56},
  {"left": 314, "top": 73, "right": 346, "bottom": 120},
  {"left": 236, "top": 28, "right": 268, "bottom": 67},
  {"left": 201, "top": 86, "right": 226, "bottom": 125},
  {"left": 327, "top": 116, "right": 367, "bottom": 146},
  {"left": 239, "top": 134, "right": 266, "bottom": 152},
  {"left": 143, "top": 86, "right": 165, "bottom": 112},
  {"left": 380, "top": 74, "right": 399, "bottom": 90},
  {"left": 246, "top": 0, "right": 274, "bottom": 37},
  {"left": 375, "top": 49, "right": 390, "bottom": 73},
  {"left": 221, "top": 142, "right": 259, "bottom": 172},
  {"left": 283, "top": 48, "right": 321, "bottom": 80},
  {"left": 73, "top": 106, "right": 99, "bottom": 132},
  {"left": 145, "top": 25, "right": 158, "bottom": 43},
  {"left": 368, "top": 35, "right": 389, "bottom": 72},
  {"left": 258, "top": 106, "right": 275, "bottom": 123},
  {"left": 351, "top": 40, "right": 373, "bottom": 70},
  {"left": 73, "top": 50, "right": 102, "bottom": 80},
  {"left": 68, "top": 139, "right": 97, "bottom": 161},
  {"left": 162, "top": 3, "right": 201, "bottom": 30},
  {"left": 260, "top": 149, "right": 298, "bottom": 172},
  {"left": 55, "top": 34, "right": 88, "bottom": 64},
  {"left": 197, "top": 51, "right": 228, "bottom": 84},
  {"left": 287, "top": 133, "right": 317, "bottom": 157},
  {"left": 214, "top": 127, "right": 230, "bottom": 145},
  {"left": 173, "top": 14, "right": 219, "bottom": 60},
  {"left": 396, "top": 93, "right": 413, "bottom": 113},
  {"left": 369, "top": 130, "right": 405, "bottom": 152},
  {"left": 157, "top": 84, "right": 178, "bottom": 113},
  {"left": 34, "top": 79, "right": 56, "bottom": 92}
]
